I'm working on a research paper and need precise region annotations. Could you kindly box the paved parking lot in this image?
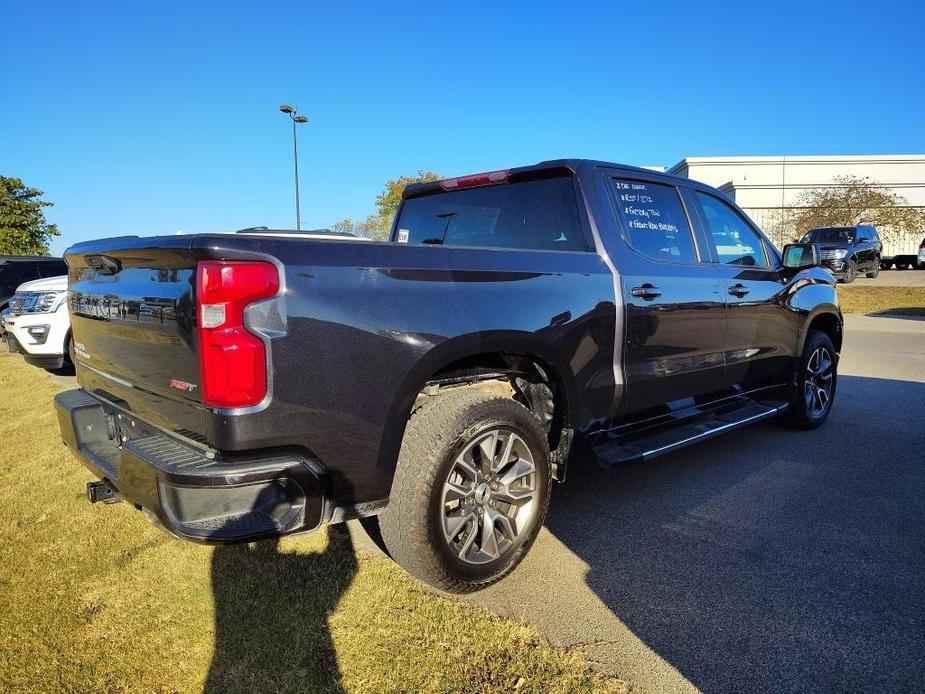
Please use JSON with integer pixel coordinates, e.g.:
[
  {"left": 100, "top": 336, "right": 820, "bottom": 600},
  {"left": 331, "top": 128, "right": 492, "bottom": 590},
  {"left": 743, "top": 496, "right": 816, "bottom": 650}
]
[
  {"left": 468, "top": 314, "right": 925, "bottom": 693},
  {"left": 860, "top": 268, "right": 925, "bottom": 287}
]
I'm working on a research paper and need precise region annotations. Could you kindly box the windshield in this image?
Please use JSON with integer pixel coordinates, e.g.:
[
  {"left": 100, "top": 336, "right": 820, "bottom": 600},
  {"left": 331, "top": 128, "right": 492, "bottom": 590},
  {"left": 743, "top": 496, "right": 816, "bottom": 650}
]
[
  {"left": 801, "top": 228, "right": 855, "bottom": 244},
  {"left": 393, "top": 176, "right": 586, "bottom": 251}
]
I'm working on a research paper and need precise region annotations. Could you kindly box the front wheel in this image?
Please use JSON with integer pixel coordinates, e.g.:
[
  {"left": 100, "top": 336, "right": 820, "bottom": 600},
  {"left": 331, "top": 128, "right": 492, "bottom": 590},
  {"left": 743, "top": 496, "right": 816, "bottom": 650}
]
[
  {"left": 379, "top": 388, "right": 551, "bottom": 593},
  {"left": 785, "top": 330, "right": 838, "bottom": 429},
  {"left": 839, "top": 260, "right": 857, "bottom": 283}
]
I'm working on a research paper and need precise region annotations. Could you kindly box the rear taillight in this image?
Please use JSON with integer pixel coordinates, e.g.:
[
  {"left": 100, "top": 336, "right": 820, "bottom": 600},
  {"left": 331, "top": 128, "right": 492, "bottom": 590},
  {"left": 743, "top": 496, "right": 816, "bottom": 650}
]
[{"left": 196, "top": 260, "right": 279, "bottom": 408}]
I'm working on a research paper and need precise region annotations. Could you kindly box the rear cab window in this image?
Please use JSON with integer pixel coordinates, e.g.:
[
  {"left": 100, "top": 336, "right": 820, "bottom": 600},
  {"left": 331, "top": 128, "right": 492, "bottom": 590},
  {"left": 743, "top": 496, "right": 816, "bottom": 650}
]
[{"left": 393, "top": 175, "right": 588, "bottom": 251}]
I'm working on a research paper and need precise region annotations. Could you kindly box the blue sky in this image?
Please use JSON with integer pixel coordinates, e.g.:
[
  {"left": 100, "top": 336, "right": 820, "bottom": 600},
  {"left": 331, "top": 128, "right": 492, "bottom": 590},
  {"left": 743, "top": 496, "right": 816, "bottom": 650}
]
[{"left": 2, "top": 0, "right": 924, "bottom": 256}]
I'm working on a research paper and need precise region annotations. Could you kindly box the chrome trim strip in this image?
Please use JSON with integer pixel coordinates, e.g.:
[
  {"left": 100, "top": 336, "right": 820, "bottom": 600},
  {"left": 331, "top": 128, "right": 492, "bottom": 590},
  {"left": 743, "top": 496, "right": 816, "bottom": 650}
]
[{"left": 640, "top": 406, "right": 783, "bottom": 460}]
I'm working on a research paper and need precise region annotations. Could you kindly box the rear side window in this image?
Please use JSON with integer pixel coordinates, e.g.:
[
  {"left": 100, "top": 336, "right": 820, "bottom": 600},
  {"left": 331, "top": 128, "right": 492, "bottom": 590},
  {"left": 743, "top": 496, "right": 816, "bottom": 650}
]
[
  {"left": 693, "top": 192, "right": 768, "bottom": 267},
  {"left": 611, "top": 179, "right": 697, "bottom": 264},
  {"left": 394, "top": 176, "right": 587, "bottom": 251}
]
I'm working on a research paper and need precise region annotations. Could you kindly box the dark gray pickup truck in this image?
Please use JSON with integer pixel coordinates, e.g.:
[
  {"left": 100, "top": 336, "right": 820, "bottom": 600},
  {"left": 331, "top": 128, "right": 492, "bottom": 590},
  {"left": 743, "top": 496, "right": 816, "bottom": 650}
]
[{"left": 56, "top": 160, "right": 842, "bottom": 592}]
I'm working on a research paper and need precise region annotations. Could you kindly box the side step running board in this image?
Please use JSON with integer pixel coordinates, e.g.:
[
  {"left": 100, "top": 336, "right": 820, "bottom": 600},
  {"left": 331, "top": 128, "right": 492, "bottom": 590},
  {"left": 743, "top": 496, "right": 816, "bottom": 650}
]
[{"left": 592, "top": 399, "right": 789, "bottom": 465}]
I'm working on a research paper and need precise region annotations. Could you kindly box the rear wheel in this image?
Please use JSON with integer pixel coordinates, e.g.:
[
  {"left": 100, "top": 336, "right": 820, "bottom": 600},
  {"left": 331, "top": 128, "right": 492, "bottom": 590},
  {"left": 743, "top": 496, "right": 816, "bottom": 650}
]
[
  {"left": 379, "top": 388, "right": 551, "bottom": 593},
  {"left": 897, "top": 262, "right": 910, "bottom": 271},
  {"left": 866, "top": 259, "right": 880, "bottom": 278},
  {"left": 786, "top": 330, "right": 837, "bottom": 429},
  {"left": 880, "top": 259, "right": 893, "bottom": 271}
]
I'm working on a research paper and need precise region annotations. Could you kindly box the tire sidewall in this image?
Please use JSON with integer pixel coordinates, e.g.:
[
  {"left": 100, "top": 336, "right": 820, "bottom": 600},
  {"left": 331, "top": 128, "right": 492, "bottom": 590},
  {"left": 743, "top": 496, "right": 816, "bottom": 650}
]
[
  {"left": 841, "top": 260, "right": 857, "bottom": 283},
  {"left": 427, "top": 403, "right": 550, "bottom": 585},
  {"left": 793, "top": 331, "right": 838, "bottom": 427}
]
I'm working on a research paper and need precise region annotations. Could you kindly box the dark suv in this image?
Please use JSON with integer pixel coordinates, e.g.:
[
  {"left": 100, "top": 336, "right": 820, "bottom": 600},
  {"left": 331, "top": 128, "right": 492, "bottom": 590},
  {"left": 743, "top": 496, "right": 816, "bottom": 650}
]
[{"left": 799, "top": 225, "right": 882, "bottom": 283}]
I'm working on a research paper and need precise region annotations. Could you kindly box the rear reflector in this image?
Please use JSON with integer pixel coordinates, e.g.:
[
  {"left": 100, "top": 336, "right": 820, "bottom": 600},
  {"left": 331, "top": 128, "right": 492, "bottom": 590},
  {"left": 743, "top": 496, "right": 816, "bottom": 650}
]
[
  {"left": 439, "top": 169, "right": 510, "bottom": 190},
  {"left": 196, "top": 261, "right": 279, "bottom": 409}
]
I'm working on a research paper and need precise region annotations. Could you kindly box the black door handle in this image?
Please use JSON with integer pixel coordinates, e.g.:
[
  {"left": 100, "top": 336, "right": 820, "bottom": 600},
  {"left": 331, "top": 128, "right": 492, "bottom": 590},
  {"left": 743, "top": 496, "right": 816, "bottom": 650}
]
[
  {"left": 631, "top": 284, "right": 662, "bottom": 300},
  {"left": 728, "top": 283, "right": 750, "bottom": 297}
]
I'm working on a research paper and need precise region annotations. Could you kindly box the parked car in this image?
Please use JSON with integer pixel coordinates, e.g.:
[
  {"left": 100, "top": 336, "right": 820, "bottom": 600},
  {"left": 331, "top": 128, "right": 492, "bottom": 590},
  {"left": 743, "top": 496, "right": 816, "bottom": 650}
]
[
  {"left": 55, "top": 160, "right": 842, "bottom": 592},
  {"left": 0, "top": 255, "right": 68, "bottom": 310},
  {"left": 799, "top": 224, "right": 882, "bottom": 283},
  {"left": 5, "top": 275, "right": 73, "bottom": 369}
]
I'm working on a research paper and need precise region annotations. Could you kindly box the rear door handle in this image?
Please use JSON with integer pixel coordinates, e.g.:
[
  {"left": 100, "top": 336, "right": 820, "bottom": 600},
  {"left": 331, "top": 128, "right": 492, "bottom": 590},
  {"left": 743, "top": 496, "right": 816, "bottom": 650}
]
[
  {"left": 728, "top": 283, "right": 750, "bottom": 297},
  {"left": 631, "top": 284, "right": 662, "bottom": 300}
]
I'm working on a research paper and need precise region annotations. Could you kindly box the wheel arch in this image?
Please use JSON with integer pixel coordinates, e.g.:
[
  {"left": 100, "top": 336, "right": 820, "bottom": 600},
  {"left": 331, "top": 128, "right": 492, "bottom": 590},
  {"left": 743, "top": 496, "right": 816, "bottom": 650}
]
[
  {"left": 375, "top": 331, "right": 580, "bottom": 489},
  {"left": 802, "top": 309, "right": 843, "bottom": 354}
]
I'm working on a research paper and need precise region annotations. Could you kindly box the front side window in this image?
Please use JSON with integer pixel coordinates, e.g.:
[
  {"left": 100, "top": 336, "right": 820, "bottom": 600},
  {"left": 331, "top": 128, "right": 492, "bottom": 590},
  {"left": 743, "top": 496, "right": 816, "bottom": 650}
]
[
  {"left": 394, "top": 176, "right": 587, "bottom": 251},
  {"left": 694, "top": 192, "right": 769, "bottom": 267},
  {"left": 611, "top": 179, "right": 697, "bottom": 264}
]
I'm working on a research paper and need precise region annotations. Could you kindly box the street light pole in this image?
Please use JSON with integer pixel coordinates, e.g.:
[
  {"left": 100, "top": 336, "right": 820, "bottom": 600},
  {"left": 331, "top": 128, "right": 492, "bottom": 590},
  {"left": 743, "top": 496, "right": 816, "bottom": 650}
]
[{"left": 279, "top": 104, "right": 308, "bottom": 230}]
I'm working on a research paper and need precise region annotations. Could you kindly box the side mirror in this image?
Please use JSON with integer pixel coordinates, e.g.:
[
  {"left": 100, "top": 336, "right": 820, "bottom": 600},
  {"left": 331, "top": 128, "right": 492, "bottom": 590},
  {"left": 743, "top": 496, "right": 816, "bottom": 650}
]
[
  {"left": 782, "top": 243, "right": 819, "bottom": 270},
  {"left": 858, "top": 237, "right": 870, "bottom": 243}
]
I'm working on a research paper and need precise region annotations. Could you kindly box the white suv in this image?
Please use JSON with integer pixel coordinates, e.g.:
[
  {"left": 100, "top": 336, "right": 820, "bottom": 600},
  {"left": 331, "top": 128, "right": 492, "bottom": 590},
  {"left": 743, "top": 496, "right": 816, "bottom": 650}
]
[{"left": 3, "top": 275, "right": 72, "bottom": 369}]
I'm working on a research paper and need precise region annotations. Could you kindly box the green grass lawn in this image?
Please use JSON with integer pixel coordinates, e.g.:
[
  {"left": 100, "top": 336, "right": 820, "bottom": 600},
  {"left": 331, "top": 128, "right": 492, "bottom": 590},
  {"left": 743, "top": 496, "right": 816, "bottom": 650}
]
[
  {"left": 836, "top": 285, "right": 925, "bottom": 315},
  {"left": 0, "top": 355, "right": 627, "bottom": 694}
]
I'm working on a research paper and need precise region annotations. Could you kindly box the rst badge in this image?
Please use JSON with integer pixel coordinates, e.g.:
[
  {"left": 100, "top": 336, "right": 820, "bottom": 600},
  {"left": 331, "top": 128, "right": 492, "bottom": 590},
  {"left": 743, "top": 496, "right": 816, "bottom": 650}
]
[{"left": 169, "top": 378, "right": 198, "bottom": 392}]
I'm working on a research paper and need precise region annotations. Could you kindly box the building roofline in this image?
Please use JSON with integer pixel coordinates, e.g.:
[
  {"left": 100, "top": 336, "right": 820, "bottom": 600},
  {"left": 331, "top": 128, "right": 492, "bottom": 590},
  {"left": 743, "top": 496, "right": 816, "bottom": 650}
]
[{"left": 668, "top": 154, "right": 925, "bottom": 175}]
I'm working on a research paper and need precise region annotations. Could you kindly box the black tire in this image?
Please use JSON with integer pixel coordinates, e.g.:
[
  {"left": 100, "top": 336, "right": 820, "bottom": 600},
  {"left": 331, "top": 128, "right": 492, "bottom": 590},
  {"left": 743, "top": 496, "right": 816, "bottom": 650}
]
[
  {"left": 379, "top": 388, "right": 551, "bottom": 593},
  {"left": 896, "top": 262, "right": 910, "bottom": 271},
  {"left": 866, "top": 260, "right": 880, "bottom": 279},
  {"left": 785, "top": 330, "right": 838, "bottom": 430},
  {"left": 66, "top": 333, "right": 76, "bottom": 365},
  {"left": 839, "top": 260, "right": 857, "bottom": 283},
  {"left": 880, "top": 260, "right": 893, "bottom": 271}
]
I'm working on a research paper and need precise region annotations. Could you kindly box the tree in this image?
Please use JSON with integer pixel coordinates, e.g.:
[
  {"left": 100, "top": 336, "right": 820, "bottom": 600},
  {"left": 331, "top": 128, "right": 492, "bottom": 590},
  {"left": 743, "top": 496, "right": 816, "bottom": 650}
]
[
  {"left": 374, "top": 169, "right": 442, "bottom": 222},
  {"left": 331, "top": 214, "right": 390, "bottom": 241},
  {"left": 0, "top": 176, "right": 59, "bottom": 255},
  {"left": 790, "top": 175, "right": 925, "bottom": 243},
  {"left": 332, "top": 170, "right": 442, "bottom": 242}
]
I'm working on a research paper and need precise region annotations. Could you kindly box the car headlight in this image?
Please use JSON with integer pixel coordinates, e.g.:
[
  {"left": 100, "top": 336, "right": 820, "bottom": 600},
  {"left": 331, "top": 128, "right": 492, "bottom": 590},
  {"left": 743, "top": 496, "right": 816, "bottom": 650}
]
[
  {"left": 12, "top": 290, "right": 67, "bottom": 314},
  {"left": 833, "top": 249, "right": 848, "bottom": 259}
]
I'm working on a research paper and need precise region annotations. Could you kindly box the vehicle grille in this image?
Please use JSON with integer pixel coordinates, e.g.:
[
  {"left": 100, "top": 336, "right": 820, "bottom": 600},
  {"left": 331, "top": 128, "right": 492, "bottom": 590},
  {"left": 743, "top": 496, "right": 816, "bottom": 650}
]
[{"left": 819, "top": 250, "right": 841, "bottom": 261}]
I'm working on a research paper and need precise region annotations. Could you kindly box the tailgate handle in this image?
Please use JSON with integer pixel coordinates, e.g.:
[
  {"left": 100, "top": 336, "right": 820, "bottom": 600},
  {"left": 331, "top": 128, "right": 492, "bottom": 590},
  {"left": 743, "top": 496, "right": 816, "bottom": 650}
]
[{"left": 85, "top": 254, "right": 122, "bottom": 275}]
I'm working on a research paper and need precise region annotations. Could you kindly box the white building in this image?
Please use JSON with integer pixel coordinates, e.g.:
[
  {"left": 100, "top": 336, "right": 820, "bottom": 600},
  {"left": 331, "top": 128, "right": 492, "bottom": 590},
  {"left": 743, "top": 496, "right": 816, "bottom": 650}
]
[{"left": 667, "top": 154, "right": 925, "bottom": 250}]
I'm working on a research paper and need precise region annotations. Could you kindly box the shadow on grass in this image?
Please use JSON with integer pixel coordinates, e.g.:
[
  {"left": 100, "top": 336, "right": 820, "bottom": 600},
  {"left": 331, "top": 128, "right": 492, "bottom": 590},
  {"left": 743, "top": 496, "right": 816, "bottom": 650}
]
[{"left": 205, "top": 524, "right": 357, "bottom": 694}]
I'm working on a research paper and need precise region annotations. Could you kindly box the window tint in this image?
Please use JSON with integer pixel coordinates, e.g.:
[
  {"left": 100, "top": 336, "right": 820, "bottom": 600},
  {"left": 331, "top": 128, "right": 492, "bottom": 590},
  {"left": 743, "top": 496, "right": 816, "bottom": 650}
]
[
  {"left": 394, "top": 176, "right": 586, "bottom": 251},
  {"left": 612, "top": 179, "right": 697, "bottom": 264},
  {"left": 693, "top": 192, "right": 768, "bottom": 267}
]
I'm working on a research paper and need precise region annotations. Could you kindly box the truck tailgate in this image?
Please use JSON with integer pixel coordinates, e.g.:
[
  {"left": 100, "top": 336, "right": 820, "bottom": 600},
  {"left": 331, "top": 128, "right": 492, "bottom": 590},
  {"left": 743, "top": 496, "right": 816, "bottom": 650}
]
[{"left": 66, "top": 236, "right": 205, "bottom": 438}]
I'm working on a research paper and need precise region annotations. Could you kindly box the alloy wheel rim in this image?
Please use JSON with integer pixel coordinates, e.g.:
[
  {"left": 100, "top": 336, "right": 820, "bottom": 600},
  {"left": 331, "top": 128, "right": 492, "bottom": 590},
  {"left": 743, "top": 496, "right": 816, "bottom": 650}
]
[
  {"left": 804, "top": 346, "right": 834, "bottom": 417},
  {"left": 440, "top": 428, "right": 537, "bottom": 565}
]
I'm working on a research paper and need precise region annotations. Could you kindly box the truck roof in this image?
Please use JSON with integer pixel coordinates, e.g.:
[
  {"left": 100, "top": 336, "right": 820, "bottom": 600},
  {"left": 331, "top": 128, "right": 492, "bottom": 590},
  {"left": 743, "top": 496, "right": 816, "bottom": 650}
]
[{"left": 402, "top": 158, "right": 692, "bottom": 200}]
